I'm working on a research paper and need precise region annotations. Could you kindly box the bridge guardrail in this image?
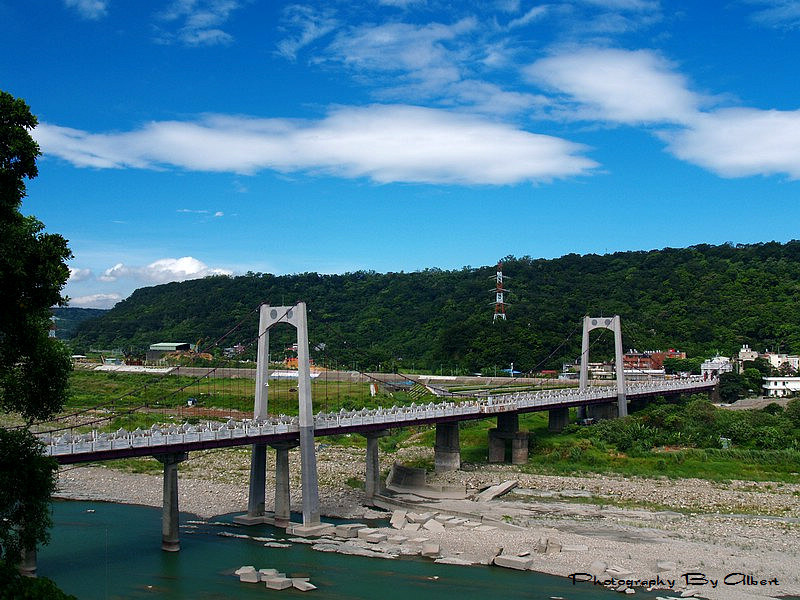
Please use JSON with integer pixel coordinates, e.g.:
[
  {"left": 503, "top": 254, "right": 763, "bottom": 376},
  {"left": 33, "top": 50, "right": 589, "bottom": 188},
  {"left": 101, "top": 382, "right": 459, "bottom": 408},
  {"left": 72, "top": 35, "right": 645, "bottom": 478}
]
[{"left": 41, "top": 377, "right": 716, "bottom": 459}]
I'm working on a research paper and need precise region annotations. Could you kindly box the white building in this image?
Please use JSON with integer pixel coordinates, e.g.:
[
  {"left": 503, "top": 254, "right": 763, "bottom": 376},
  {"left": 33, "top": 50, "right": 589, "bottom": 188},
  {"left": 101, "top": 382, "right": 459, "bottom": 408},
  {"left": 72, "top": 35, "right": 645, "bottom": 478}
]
[
  {"left": 738, "top": 344, "right": 759, "bottom": 363},
  {"left": 701, "top": 355, "right": 733, "bottom": 377},
  {"left": 763, "top": 376, "right": 800, "bottom": 397}
]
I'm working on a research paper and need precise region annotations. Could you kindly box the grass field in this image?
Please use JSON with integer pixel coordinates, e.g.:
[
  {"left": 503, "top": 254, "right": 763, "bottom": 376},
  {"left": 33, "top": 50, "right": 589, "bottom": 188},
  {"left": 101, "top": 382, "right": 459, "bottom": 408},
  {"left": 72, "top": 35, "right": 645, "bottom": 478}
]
[{"left": 53, "top": 371, "right": 800, "bottom": 483}]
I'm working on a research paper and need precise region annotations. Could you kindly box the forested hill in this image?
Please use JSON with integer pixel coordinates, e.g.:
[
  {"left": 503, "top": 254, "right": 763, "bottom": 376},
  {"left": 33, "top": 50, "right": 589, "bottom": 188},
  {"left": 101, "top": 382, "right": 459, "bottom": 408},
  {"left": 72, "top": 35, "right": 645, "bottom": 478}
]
[{"left": 71, "top": 241, "right": 800, "bottom": 372}]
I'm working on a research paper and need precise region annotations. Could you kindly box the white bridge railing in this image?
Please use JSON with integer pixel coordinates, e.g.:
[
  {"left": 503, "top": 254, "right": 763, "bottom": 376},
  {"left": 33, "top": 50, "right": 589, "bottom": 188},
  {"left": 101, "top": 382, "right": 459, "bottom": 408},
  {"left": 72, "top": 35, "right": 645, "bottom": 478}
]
[{"left": 41, "top": 377, "right": 715, "bottom": 459}]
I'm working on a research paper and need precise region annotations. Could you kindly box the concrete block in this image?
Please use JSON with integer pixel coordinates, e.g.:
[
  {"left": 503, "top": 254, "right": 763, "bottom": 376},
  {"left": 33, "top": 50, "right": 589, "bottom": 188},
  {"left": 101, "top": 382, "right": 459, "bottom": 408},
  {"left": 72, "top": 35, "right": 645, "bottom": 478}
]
[
  {"left": 357, "top": 527, "right": 377, "bottom": 540},
  {"left": 656, "top": 560, "right": 678, "bottom": 572},
  {"left": 475, "top": 480, "right": 519, "bottom": 502},
  {"left": 390, "top": 510, "right": 407, "bottom": 529},
  {"left": 561, "top": 544, "right": 589, "bottom": 552},
  {"left": 606, "top": 566, "right": 633, "bottom": 578},
  {"left": 587, "top": 560, "right": 607, "bottom": 577},
  {"left": 335, "top": 523, "right": 367, "bottom": 538},
  {"left": 292, "top": 579, "right": 317, "bottom": 591},
  {"left": 258, "top": 568, "right": 279, "bottom": 580},
  {"left": 408, "top": 511, "right": 436, "bottom": 523},
  {"left": 422, "top": 519, "right": 445, "bottom": 532},
  {"left": 444, "top": 518, "right": 466, "bottom": 529},
  {"left": 388, "top": 535, "right": 407, "bottom": 544},
  {"left": 365, "top": 533, "right": 387, "bottom": 544},
  {"left": 235, "top": 566, "right": 256, "bottom": 576},
  {"left": 265, "top": 577, "right": 293, "bottom": 590},
  {"left": 287, "top": 523, "right": 335, "bottom": 537},
  {"left": 421, "top": 542, "right": 440, "bottom": 558},
  {"left": 493, "top": 555, "right": 533, "bottom": 570},
  {"left": 403, "top": 523, "right": 421, "bottom": 532},
  {"left": 239, "top": 570, "right": 260, "bottom": 584},
  {"left": 544, "top": 538, "right": 562, "bottom": 554},
  {"left": 434, "top": 514, "right": 453, "bottom": 523},
  {"left": 435, "top": 557, "right": 475, "bottom": 566}
]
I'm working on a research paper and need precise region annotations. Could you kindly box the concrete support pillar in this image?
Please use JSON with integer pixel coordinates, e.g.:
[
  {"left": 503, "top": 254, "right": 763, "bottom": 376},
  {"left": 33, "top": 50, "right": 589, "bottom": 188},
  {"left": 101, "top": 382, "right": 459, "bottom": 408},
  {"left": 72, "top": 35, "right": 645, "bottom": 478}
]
[
  {"left": 488, "top": 413, "right": 528, "bottom": 464},
  {"left": 497, "top": 412, "right": 518, "bottom": 433},
  {"left": 587, "top": 402, "right": 617, "bottom": 421},
  {"left": 363, "top": 430, "right": 389, "bottom": 500},
  {"left": 271, "top": 441, "right": 298, "bottom": 527},
  {"left": 511, "top": 433, "right": 529, "bottom": 465},
  {"left": 156, "top": 452, "right": 187, "bottom": 552},
  {"left": 487, "top": 432, "right": 506, "bottom": 463},
  {"left": 18, "top": 548, "right": 36, "bottom": 577},
  {"left": 434, "top": 422, "right": 461, "bottom": 472},
  {"left": 548, "top": 407, "right": 569, "bottom": 432},
  {"left": 247, "top": 443, "right": 267, "bottom": 519}
]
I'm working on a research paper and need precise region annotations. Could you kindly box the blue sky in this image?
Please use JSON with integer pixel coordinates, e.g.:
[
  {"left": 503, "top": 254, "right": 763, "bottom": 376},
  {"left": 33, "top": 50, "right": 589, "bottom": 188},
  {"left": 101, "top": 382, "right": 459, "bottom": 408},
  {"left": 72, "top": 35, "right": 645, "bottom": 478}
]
[{"left": 3, "top": 0, "right": 800, "bottom": 308}]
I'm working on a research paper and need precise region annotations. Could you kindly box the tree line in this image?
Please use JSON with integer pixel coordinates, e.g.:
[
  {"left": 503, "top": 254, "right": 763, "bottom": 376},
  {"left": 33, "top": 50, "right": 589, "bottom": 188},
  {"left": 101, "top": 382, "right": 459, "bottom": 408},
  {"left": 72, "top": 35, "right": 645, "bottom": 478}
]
[{"left": 70, "top": 241, "right": 800, "bottom": 374}]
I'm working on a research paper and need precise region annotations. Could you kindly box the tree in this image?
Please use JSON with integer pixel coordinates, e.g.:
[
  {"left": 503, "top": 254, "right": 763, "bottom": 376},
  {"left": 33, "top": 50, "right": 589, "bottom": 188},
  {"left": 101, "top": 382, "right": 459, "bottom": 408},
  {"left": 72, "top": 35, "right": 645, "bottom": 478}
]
[
  {"left": 718, "top": 371, "right": 747, "bottom": 403},
  {"left": 0, "top": 91, "right": 72, "bottom": 570}
]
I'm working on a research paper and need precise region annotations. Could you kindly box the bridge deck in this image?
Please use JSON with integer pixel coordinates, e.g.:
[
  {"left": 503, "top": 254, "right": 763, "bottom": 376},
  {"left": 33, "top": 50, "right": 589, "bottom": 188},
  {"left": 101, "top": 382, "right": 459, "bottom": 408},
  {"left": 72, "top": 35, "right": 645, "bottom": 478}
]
[{"left": 42, "top": 378, "right": 716, "bottom": 464}]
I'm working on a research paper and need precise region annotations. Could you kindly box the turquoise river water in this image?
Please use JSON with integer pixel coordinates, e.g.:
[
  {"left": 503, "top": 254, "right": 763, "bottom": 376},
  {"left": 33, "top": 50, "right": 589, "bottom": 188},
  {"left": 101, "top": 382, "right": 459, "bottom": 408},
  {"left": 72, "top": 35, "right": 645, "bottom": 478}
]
[{"left": 39, "top": 500, "right": 675, "bottom": 600}]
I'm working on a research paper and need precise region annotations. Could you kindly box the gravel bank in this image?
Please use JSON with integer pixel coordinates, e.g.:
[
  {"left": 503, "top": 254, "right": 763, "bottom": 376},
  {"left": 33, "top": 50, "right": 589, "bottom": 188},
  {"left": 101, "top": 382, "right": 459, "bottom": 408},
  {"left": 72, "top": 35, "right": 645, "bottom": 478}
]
[{"left": 55, "top": 445, "right": 800, "bottom": 600}]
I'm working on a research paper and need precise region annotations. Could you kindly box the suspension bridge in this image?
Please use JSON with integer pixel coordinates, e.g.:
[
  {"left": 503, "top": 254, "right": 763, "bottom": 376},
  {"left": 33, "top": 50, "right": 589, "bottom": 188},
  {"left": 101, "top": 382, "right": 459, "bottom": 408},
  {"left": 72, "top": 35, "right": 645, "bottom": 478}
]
[{"left": 27, "top": 304, "right": 717, "bottom": 557}]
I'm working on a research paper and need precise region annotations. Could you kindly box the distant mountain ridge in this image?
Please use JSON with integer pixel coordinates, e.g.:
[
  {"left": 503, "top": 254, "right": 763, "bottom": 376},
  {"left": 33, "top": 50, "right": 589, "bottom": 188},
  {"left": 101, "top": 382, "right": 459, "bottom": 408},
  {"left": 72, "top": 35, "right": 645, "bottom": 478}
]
[
  {"left": 70, "top": 241, "right": 800, "bottom": 371},
  {"left": 51, "top": 307, "right": 106, "bottom": 340}
]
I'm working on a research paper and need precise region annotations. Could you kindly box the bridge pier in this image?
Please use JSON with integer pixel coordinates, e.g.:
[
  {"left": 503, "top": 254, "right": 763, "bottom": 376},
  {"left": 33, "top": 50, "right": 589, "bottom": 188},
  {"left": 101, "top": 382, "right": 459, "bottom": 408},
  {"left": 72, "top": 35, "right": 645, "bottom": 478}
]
[
  {"left": 488, "top": 413, "right": 529, "bottom": 465},
  {"left": 434, "top": 422, "right": 461, "bottom": 472},
  {"left": 548, "top": 407, "right": 569, "bottom": 432},
  {"left": 587, "top": 402, "right": 617, "bottom": 421},
  {"left": 18, "top": 548, "right": 36, "bottom": 577},
  {"left": 363, "top": 430, "right": 389, "bottom": 500},
  {"left": 237, "top": 443, "right": 268, "bottom": 525},
  {"left": 156, "top": 452, "right": 187, "bottom": 552},
  {"left": 272, "top": 441, "right": 298, "bottom": 526}
]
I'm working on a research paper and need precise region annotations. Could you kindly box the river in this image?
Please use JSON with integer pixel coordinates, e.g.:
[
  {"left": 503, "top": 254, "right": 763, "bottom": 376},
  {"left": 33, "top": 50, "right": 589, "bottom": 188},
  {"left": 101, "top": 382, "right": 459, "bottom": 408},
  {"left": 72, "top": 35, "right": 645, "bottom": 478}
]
[{"left": 40, "top": 500, "right": 670, "bottom": 599}]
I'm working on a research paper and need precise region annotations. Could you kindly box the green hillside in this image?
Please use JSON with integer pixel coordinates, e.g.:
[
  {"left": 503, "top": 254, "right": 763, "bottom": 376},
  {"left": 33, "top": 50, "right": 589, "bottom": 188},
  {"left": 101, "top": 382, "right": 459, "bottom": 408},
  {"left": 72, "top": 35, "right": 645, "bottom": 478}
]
[
  {"left": 70, "top": 241, "right": 800, "bottom": 372},
  {"left": 51, "top": 307, "right": 106, "bottom": 340}
]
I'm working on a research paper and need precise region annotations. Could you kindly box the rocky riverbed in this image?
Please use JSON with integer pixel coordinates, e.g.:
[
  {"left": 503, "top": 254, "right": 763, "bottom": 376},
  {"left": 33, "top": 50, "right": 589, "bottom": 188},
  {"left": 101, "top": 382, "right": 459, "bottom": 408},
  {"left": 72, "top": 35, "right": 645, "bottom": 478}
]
[{"left": 55, "top": 444, "right": 800, "bottom": 600}]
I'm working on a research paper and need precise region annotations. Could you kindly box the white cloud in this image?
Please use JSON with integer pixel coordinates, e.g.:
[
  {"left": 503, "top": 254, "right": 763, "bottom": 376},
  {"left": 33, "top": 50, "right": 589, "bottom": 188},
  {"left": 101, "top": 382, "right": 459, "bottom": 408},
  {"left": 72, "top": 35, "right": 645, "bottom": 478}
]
[
  {"left": 214, "top": 211, "right": 224, "bottom": 217},
  {"left": 64, "top": 0, "right": 108, "bottom": 20},
  {"left": 745, "top": 0, "right": 800, "bottom": 29},
  {"left": 326, "top": 19, "right": 475, "bottom": 83},
  {"left": 526, "top": 47, "right": 699, "bottom": 124},
  {"left": 69, "top": 293, "right": 122, "bottom": 309},
  {"left": 35, "top": 104, "right": 597, "bottom": 184},
  {"left": 99, "top": 257, "right": 232, "bottom": 284},
  {"left": 155, "top": 0, "right": 243, "bottom": 46},
  {"left": 276, "top": 4, "right": 338, "bottom": 59},
  {"left": 661, "top": 108, "right": 800, "bottom": 179},
  {"left": 508, "top": 5, "right": 549, "bottom": 29},
  {"left": 68, "top": 267, "right": 93, "bottom": 282}
]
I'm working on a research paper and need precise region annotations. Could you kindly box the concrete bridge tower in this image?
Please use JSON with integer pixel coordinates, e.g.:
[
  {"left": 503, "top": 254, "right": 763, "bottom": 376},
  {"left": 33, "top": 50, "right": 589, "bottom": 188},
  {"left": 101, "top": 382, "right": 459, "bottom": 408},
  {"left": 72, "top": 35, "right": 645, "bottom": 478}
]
[
  {"left": 579, "top": 315, "right": 628, "bottom": 418},
  {"left": 236, "top": 303, "right": 328, "bottom": 534}
]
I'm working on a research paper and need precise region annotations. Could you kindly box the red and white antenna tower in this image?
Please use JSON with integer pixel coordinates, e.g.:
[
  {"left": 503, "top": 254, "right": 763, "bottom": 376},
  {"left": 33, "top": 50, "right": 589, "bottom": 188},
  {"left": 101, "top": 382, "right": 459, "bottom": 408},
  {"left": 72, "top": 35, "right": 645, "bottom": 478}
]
[{"left": 492, "top": 261, "right": 509, "bottom": 321}]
